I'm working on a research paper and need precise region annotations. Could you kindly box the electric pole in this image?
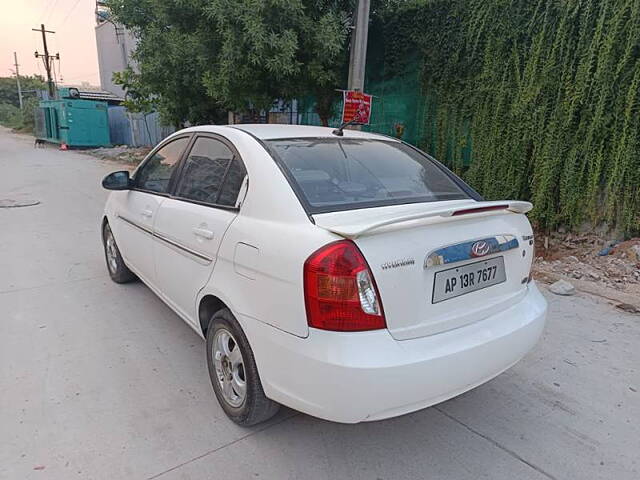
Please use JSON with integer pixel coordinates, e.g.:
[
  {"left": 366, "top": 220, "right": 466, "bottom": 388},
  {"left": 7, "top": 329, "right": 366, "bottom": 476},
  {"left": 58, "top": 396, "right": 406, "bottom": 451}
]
[
  {"left": 346, "top": 0, "right": 370, "bottom": 130},
  {"left": 13, "top": 52, "right": 23, "bottom": 110},
  {"left": 347, "top": 0, "right": 370, "bottom": 93},
  {"left": 32, "top": 24, "right": 59, "bottom": 99}
]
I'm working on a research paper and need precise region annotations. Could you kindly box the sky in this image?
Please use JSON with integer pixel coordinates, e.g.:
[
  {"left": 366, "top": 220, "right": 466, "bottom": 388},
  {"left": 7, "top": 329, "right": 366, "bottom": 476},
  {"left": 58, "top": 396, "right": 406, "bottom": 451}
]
[{"left": 1, "top": 0, "right": 101, "bottom": 86}]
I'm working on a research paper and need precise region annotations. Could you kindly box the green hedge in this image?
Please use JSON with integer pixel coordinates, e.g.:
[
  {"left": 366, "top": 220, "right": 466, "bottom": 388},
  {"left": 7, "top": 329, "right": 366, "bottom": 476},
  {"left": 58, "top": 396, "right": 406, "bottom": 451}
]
[{"left": 382, "top": 0, "right": 640, "bottom": 236}]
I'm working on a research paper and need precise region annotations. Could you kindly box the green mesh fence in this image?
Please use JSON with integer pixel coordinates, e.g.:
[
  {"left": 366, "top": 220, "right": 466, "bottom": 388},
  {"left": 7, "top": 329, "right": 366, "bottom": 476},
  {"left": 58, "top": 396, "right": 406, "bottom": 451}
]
[
  {"left": 294, "top": 11, "right": 476, "bottom": 171},
  {"left": 296, "top": 33, "right": 471, "bottom": 169},
  {"left": 296, "top": 96, "right": 342, "bottom": 128},
  {"left": 363, "top": 43, "right": 472, "bottom": 167},
  {"left": 296, "top": 64, "right": 428, "bottom": 146}
]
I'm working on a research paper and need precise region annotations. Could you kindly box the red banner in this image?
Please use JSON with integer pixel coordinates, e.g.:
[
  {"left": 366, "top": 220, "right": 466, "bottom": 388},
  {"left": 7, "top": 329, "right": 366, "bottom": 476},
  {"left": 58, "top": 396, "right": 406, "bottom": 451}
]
[{"left": 341, "top": 90, "right": 372, "bottom": 125}]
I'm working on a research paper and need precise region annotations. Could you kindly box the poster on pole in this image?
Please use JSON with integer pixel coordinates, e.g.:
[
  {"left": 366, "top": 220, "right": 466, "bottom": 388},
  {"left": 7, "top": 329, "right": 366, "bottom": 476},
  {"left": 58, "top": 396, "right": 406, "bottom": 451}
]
[{"left": 341, "top": 90, "right": 373, "bottom": 125}]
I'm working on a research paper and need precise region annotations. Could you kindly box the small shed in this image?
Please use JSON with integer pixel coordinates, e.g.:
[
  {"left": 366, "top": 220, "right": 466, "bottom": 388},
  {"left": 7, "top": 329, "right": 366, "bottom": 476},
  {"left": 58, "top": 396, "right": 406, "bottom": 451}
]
[{"left": 35, "top": 88, "right": 115, "bottom": 147}]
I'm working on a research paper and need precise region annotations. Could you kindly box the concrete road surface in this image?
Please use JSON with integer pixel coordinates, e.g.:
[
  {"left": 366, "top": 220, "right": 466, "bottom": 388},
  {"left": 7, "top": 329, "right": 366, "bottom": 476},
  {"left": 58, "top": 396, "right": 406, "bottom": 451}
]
[{"left": 1, "top": 127, "right": 638, "bottom": 480}]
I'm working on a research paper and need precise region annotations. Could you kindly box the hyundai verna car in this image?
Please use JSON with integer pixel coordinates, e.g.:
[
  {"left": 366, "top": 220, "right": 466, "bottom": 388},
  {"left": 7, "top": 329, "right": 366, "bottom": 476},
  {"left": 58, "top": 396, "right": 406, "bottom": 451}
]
[{"left": 100, "top": 124, "right": 547, "bottom": 425}]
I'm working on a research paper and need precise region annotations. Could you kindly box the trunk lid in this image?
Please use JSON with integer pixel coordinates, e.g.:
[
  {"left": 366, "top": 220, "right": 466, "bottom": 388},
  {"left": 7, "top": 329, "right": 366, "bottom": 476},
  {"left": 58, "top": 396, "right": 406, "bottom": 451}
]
[{"left": 313, "top": 201, "right": 535, "bottom": 340}]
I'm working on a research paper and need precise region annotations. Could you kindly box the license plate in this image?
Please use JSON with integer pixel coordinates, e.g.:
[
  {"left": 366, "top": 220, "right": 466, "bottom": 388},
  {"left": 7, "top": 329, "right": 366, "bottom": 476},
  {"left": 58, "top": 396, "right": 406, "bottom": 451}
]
[{"left": 432, "top": 257, "right": 506, "bottom": 304}]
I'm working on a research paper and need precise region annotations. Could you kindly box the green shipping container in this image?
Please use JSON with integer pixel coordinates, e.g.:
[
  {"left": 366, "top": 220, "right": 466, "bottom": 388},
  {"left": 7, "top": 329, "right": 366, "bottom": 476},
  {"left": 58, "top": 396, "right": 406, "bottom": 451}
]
[{"left": 36, "top": 93, "right": 111, "bottom": 148}]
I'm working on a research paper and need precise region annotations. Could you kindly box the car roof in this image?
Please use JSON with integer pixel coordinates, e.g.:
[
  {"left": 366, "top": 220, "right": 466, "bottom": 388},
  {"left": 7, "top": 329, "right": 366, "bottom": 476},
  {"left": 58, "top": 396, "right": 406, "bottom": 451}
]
[{"left": 184, "top": 124, "right": 397, "bottom": 141}]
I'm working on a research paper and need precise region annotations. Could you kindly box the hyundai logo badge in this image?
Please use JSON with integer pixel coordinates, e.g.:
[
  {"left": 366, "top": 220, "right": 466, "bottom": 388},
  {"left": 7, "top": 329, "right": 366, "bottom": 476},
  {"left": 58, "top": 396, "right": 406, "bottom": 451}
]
[{"left": 471, "top": 240, "right": 491, "bottom": 257}]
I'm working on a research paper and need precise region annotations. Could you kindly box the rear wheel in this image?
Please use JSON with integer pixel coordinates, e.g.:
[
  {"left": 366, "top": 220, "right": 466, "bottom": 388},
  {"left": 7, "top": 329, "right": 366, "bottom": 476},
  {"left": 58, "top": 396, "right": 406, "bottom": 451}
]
[
  {"left": 206, "top": 308, "right": 279, "bottom": 426},
  {"left": 102, "top": 222, "right": 136, "bottom": 283}
]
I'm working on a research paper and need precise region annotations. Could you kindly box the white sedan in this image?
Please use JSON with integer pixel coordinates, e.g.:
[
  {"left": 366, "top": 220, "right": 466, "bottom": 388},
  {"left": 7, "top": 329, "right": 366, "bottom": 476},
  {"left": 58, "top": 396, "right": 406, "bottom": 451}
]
[{"left": 101, "top": 124, "right": 547, "bottom": 425}]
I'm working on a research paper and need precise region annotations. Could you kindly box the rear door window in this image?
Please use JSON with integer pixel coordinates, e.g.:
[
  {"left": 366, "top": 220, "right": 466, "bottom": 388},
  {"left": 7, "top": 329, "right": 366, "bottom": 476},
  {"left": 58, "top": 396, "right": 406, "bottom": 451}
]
[
  {"left": 266, "top": 138, "right": 469, "bottom": 213},
  {"left": 175, "top": 137, "right": 246, "bottom": 207}
]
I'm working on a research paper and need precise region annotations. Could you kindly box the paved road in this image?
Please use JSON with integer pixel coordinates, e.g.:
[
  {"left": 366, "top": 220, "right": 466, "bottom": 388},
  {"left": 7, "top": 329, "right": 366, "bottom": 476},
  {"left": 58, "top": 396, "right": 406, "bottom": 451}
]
[{"left": 1, "top": 127, "right": 638, "bottom": 480}]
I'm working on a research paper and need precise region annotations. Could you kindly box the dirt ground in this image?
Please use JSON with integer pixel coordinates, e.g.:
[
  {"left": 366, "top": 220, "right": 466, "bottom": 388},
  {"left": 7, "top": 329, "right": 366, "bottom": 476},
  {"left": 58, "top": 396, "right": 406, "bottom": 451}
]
[
  {"left": 533, "top": 232, "right": 640, "bottom": 312},
  {"left": 86, "top": 145, "right": 151, "bottom": 166}
]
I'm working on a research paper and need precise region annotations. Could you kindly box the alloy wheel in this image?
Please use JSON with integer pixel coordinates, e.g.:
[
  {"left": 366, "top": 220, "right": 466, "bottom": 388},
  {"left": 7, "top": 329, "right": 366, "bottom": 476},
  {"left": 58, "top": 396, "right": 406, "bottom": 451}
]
[
  {"left": 213, "top": 328, "right": 247, "bottom": 407},
  {"left": 105, "top": 227, "right": 118, "bottom": 274}
]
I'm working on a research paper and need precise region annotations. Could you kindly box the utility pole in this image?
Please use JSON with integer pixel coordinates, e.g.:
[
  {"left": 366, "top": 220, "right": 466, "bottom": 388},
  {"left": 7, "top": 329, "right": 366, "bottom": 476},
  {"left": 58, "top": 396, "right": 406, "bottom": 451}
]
[
  {"left": 13, "top": 52, "right": 23, "bottom": 110},
  {"left": 346, "top": 0, "right": 370, "bottom": 130},
  {"left": 32, "top": 24, "right": 59, "bottom": 99},
  {"left": 347, "top": 0, "right": 370, "bottom": 93}
]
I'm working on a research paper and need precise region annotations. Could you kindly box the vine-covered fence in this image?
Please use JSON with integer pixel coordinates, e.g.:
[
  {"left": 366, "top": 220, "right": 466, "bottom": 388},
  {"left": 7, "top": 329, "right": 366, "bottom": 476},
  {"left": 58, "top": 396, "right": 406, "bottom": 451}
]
[{"left": 370, "top": 0, "right": 640, "bottom": 236}]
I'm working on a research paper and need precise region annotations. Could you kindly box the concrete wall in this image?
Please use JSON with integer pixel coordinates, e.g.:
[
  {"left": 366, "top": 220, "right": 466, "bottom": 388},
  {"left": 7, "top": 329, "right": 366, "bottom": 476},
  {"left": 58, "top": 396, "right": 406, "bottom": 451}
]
[{"left": 95, "top": 22, "right": 137, "bottom": 97}]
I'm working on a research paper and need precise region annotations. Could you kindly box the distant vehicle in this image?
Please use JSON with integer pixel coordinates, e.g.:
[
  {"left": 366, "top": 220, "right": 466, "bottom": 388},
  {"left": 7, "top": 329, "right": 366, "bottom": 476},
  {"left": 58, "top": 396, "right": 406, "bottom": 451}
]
[{"left": 100, "top": 124, "right": 547, "bottom": 425}]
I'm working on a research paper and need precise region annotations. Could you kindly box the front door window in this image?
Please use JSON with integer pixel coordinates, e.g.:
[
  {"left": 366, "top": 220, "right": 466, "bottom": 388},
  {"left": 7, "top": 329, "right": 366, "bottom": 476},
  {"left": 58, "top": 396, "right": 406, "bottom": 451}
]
[{"left": 135, "top": 137, "right": 190, "bottom": 194}]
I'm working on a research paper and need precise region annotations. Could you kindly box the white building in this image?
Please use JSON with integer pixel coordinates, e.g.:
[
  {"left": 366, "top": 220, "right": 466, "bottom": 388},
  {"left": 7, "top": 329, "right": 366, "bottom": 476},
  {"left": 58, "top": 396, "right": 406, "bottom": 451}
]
[
  {"left": 92, "top": 1, "right": 175, "bottom": 147},
  {"left": 94, "top": 1, "right": 136, "bottom": 97}
]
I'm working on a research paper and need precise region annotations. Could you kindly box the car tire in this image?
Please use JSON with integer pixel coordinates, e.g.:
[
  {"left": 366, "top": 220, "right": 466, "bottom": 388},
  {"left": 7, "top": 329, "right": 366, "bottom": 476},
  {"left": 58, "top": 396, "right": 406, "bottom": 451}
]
[
  {"left": 102, "top": 222, "right": 137, "bottom": 284},
  {"left": 206, "top": 308, "right": 280, "bottom": 426}
]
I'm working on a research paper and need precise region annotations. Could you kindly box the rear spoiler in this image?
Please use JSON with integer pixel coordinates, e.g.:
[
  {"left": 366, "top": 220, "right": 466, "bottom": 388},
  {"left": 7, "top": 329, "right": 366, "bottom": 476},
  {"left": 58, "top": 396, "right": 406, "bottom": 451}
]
[{"left": 317, "top": 201, "right": 533, "bottom": 238}]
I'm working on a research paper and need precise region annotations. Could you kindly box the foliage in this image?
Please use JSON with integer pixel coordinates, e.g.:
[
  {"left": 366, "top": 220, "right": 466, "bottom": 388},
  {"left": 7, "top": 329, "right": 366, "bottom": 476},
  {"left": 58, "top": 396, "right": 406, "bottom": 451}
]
[
  {"left": 0, "top": 75, "right": 46, "bottom": 108},
  {"left": 18, "top": 97, "right": 39, "bottom": 133},
  {"left": 106, "top": 0, "right": 351, "bottom": 127},
  {"left": 376, "top": 0, "right": 640, "bottom": 236},
  {"left": 0, "top": 101, "right": 38, "bottom": 132},
  {"left": 0, "top": 75, "right": 46, "bottom": 132},
  {"left": 0, "top": 102, "right": 21, "bottom": 128},
  {"left": 0, "top": 77, "right": 41, "bottom": 133},
  {"left": 106, "top": 0, "right": 228, "bottom": 127}
]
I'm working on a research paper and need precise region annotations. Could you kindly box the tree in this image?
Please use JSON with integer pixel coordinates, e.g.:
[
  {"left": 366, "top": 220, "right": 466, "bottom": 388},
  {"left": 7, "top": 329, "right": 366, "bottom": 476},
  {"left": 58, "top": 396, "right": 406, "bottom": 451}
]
[
  {"left": 0, "top": 102, "right": 21, "bottom": 128},
  {"left": 202, "top": 0, "right": 350, "bottom": 125},
  {"left": 0, "top": 76, "right": 45, "bottom": 132},
  {"left": 106, "top": 0, "right": 351, "bottom": 127},
  {"left": 0, "top": 75, "right": 46, "bottom": 107},
  {"left": 107, "top": 0, "right": 228, "bottom": 127}
]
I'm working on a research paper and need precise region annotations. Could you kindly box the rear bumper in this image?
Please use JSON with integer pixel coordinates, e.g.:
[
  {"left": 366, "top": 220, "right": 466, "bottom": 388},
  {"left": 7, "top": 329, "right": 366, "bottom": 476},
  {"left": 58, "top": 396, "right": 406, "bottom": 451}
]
[{"left": 242, "top": 282, "right": 547, "bottom": 423}]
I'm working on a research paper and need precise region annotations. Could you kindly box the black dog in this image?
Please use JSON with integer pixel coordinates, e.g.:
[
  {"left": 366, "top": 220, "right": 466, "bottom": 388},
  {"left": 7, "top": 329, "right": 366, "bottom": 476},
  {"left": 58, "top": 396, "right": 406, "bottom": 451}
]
[{"left": 34, "top": 138, "right": 46, "bottom": 148}]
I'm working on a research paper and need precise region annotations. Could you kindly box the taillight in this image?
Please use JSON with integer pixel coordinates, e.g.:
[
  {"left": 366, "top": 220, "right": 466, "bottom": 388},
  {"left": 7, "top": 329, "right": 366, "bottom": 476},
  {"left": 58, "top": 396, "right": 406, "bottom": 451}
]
[{"left": 304, "top": 240, "right": 386, "bottom": 332}]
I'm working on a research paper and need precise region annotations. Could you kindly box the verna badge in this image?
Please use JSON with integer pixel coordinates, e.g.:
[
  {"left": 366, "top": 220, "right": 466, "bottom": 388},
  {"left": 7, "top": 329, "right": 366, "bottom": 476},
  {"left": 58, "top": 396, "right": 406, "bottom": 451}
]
[{"left": 471, "top": 240, "right": 491, "bottom": 257}]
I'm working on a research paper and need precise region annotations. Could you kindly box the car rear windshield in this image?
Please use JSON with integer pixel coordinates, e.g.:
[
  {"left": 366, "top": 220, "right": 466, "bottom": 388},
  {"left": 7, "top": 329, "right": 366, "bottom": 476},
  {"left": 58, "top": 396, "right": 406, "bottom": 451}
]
[{"left": 266, "top": 138, "right": 470, "bottom": 213}]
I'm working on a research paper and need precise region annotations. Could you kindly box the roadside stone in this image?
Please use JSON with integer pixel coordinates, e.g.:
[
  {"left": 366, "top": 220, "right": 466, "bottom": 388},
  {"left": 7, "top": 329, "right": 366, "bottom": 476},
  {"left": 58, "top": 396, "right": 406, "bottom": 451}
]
[
  {"left": 549, "top": 280, "right": 576, "bottom": 296},
  {"left": 598, "top": 246, "right": 614, "bottom": 256}
]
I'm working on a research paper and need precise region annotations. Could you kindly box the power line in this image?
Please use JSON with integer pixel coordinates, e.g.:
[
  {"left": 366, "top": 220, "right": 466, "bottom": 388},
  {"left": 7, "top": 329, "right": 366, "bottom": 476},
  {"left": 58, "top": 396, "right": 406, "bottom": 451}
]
[
  {"left": 43, "top": 0, "right": 61, "bottom": 23},
  {"left": 34, "top": 54, "right": 43, "bottom": 77},
  {"left": 40, "top": 0, "right": 55, "bottom": 20},
  {"left": 60, "top": 0, "right": 84, "bottom": 26}
]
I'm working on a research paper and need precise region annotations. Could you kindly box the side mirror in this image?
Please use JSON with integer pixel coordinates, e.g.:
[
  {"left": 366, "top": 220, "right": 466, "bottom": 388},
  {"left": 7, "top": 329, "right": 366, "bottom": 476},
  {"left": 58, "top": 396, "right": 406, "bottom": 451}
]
[{"left": 102, "top": 171, "right": 132, "bottom": 190}]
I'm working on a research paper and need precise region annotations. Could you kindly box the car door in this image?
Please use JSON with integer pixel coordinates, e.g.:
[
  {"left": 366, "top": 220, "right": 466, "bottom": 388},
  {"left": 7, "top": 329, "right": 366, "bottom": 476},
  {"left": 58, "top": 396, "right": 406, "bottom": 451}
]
[
  {"left": 152, "top": 134, "right": 247, "bottom": 326},
  {"left": 116, "top": 135, "right": 191, "bottom": 285}
]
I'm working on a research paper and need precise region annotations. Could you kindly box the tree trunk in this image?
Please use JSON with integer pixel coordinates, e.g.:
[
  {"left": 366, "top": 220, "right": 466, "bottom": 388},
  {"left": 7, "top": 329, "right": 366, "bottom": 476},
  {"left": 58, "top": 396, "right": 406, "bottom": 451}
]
[{"left": 315, "top": 90, "right": 335, "bottom": 128}]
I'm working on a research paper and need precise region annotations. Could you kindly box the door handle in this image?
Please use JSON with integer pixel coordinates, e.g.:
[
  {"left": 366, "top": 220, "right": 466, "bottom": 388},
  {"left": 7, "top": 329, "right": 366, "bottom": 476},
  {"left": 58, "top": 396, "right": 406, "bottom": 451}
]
[
  {"left": 141, "top": 209, "right": 153, "bottom": 218},
  {"left": 193, "top": 227, "right": 214, "bottom": 240}
]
